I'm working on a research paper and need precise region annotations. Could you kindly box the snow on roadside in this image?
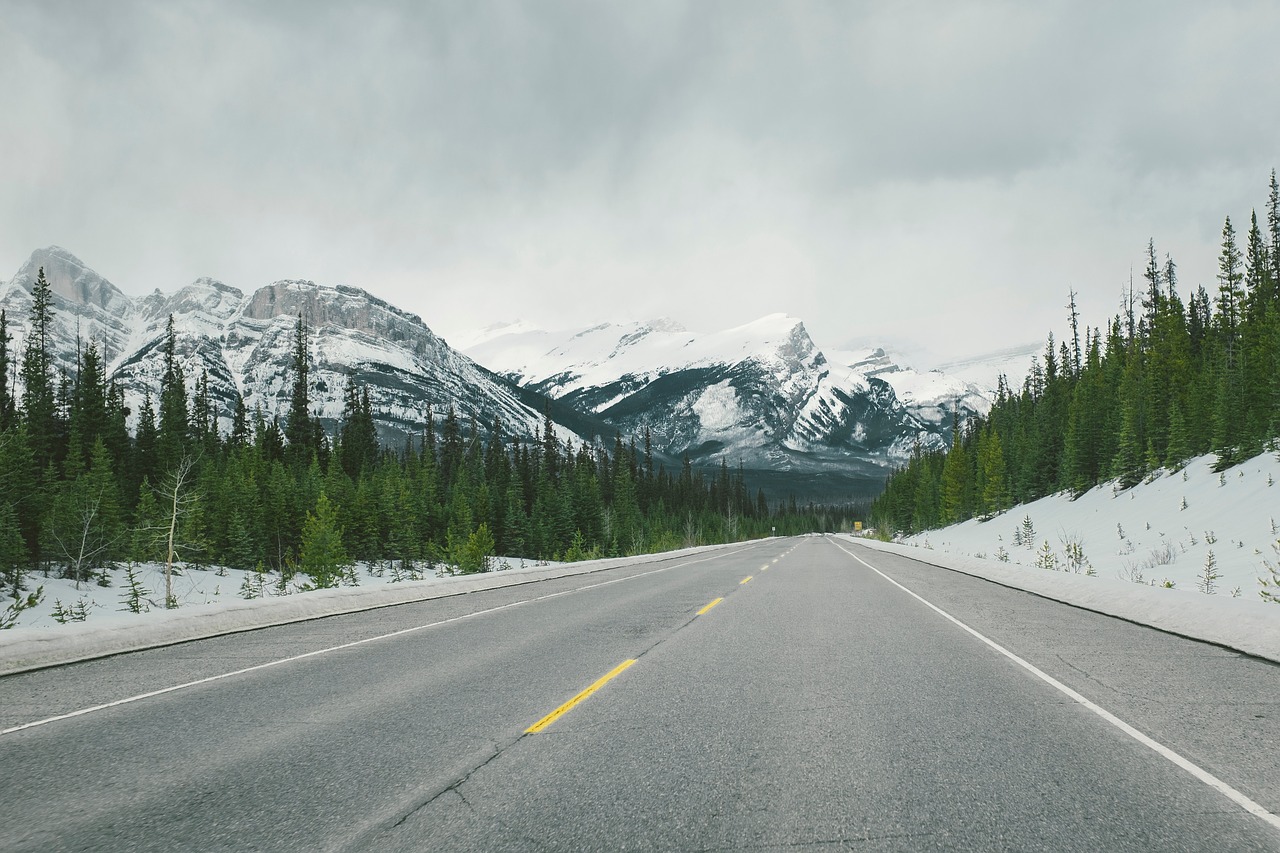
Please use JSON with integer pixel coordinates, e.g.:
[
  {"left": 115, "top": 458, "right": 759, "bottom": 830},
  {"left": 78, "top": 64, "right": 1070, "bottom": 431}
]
[
  {"left": 0, "top": 543, "right": 748, "bottom": 676},
  {"left": 852, "top": 537, "right": 1280, "bottom": 663},
  {"left": 901, "top": 451, "right": 1280, "bottom": 602},
  {"left": 2, "top": 556, "right": 563, "bottom": 633}
]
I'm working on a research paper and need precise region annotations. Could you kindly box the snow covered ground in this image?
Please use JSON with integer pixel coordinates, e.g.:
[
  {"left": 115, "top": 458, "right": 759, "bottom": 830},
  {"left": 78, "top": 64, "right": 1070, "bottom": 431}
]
[
  {"left": 1, "top": 556, "right": 563, "bottom": 633},
  {"left": 900, "top": 451, "right": 1280, "bottom": 601},
  {"left": 0, "top": 546, "right": 750, "bottom": 675}
]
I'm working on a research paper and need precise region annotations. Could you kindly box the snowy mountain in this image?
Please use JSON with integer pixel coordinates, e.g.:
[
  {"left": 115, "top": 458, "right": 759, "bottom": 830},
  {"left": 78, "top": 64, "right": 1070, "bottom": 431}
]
[
  {"left": 465, "top": 316, "right": 1005, "bottom": 497},
  {"left": 1, "top": 246, "right": 1032, "bottom": 499},
  {"left": 1, "top": 248, "right": 593, "bottom": 446},
  {"left": 934, "top": 341, "right": 1043, "bottom": 399}
]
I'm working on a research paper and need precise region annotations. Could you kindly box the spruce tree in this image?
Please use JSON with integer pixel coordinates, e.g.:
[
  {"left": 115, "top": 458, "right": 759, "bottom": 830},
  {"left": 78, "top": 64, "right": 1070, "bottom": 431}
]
[
  {"left": 1164, "top": 401, "right": 1191, "bottom": 468},
  {"left": 284, "top": 315, "right": 315, "bottom": 469},
  {"left": 298, "top": 491, "right": 351, "bottom": 588},
  {"left": 1268, "top": 169, "right": 1280, "bottom": 300},
  {"left": 939, "top": 432, "right": 969, "bottom": 524},
  {"left": 21, "top": 267, "right": 58, "bottom": 473},
  {"left": 0, "top": 502, "right": 28, "bottom": 598},
  {"left": 157, "top": 315, "right": 189, "bottom": 472},
  {"left": 1216, "top": 216, "right": 1245, "bottom": 346},
  {"left": 338, "top": 377, "right": 378, "bottom": 479},
  {"left": 133, "top": 393, "right": 159, "bottom": 494},
  {"left": 0, "top": 309, "right": 13, "bottom": 430},
  {"left": 980, "top": 429, "right": 1008, "bottom": 512}
]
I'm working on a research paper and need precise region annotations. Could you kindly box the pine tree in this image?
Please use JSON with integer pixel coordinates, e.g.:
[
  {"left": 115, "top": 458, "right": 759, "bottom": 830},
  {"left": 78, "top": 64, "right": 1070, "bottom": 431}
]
[
  {"left": 229, "top": 394, "right": 249, "bottom": 447},
  {"left": 21, "top": 267, "right": 59, "bottom": 473},
  {"left": 298, "top": 491, "right": 351, "bottom": 588},
  {"left": 45, "top": 438, "right": 125, "bottom": 583},
  {"left": 1142, "top": 238, "right": 1162, "bottom": 333},
  {"left": 284, "top": 315, "right": 315, "bottom": 469},
  {"left": 120, "top": 561, "right": 150, "bottom": 613},
  {"left": 338, "top": 377, "right": 378, "bottom": 479},
  {"left": 0, "top": 502, "right": 28, "bottom": 598},
  {"left": 1164, "top": 400, "right": 1191, "bottom": 468},
  {"left": 1111, "top": 394, "right": 1144, "bottom": 489},
  {"left": 71, "top": 340, "right": 109, "bottom": 466},
  {"left": 979, "top": 429, "right": 1008, "bottom": 512},
  {"left": 454, "top": 522, "right": 495, "bottom": 574},
  {"left": 0, "top": 309, "right": 13, "bottom": 430},
  {"left": 1268, "top": 169, "right": 1280, "bottom": 301},
  {"left": 157, "top": 315, "right": 189, "bottom": 472},
  {"left": 939, "top": 431, "right": 970, "bottom": 524},
  {"left": 1066, "top": 289, "right": 1082, "bottom": 376},
  {"left": 1216, "top": 216, "right": 1245, "bottom": 347},
  {"left": 1197, "top": 550, "right": 1219, "bottom": 595}
]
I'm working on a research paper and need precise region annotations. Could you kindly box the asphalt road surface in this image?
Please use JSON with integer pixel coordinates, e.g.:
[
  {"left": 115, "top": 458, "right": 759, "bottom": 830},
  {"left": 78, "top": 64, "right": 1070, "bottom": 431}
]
[{"left": 1, "top": 536, "right": 1278, "bottom": 851}]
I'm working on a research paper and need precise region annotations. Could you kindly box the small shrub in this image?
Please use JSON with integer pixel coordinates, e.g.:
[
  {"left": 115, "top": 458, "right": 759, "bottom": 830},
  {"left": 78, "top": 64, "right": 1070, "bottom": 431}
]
[
  {"left": 1, "top": 586, "right": 43, "bottom": 629},
  {"left": 1197, "top": 550, "right": 1219, "bottom": 595}
]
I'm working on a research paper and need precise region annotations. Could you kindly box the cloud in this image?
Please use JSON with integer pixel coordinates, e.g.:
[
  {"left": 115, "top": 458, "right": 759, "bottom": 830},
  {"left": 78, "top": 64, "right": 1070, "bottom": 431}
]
[{"left": 2, "top": 1, "right": 1279, "bottom": 366}]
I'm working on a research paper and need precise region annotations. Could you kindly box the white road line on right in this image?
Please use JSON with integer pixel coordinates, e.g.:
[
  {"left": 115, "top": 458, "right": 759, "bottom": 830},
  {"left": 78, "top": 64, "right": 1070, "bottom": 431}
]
[{"left": 831, "top": 539, "right": 1280, "bottom": 835}]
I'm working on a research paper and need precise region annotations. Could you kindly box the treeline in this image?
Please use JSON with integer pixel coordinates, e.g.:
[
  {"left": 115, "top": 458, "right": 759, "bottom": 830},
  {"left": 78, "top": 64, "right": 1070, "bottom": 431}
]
[
  {"left": 1, "top": 268, "right": 848, "bottom": 602},
  {"left": 874, "top": 171, "right": 1280, "bottom": 534}
]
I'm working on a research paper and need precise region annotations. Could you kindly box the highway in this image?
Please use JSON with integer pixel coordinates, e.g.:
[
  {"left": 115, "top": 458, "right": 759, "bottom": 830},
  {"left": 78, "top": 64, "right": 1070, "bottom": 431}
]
[{"left": 1, "top": 536, "right": 1278, "bottom": 851}]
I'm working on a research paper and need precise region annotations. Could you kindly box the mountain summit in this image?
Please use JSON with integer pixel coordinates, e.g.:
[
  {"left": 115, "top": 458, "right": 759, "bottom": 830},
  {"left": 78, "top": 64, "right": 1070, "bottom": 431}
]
[{"left": 1, "top": 248, "right": 587, "bottom": 446}]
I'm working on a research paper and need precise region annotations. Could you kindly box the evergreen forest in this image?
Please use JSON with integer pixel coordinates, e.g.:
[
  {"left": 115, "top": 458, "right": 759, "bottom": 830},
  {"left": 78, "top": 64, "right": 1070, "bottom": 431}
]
[
  {"left": 873, "top": 170, "right": 1280, "bottom": 535},
  {"left": 0, "top": 276, "right": 849, "bottom": 605}
]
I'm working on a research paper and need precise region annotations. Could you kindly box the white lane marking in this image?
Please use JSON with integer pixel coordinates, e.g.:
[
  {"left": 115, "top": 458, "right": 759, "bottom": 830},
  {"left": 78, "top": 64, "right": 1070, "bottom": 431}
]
[
  {"left": 831, "top": 539, "right": 1280, "bottom": 834},
  {"left": 2, "top": 544, "right": 765, "bottom": 737}
]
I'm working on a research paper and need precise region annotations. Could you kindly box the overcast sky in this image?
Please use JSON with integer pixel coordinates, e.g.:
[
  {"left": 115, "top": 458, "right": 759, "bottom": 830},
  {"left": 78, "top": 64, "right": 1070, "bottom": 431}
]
[{"left": 3, "top": 1, "right": 1279, "bottom": 366}]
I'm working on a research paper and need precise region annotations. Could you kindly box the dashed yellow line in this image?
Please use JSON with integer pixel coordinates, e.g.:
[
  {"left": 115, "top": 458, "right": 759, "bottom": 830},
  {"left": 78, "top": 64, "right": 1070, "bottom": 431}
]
[
  {"left": 697, "top": 597, "right": 723, "bottom": 615},
  {"left": 525, "top": 659, "right": 636, "bottom": 733},
  {"left": 740, "top": 575, "right": 753, "bottom": 585}
]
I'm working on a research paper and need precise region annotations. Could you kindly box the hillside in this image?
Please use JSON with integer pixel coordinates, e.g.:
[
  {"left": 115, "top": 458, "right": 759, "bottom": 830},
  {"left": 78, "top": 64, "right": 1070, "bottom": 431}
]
[{"left": 902, "top": 451, "right": 1280, "bottom": 601}]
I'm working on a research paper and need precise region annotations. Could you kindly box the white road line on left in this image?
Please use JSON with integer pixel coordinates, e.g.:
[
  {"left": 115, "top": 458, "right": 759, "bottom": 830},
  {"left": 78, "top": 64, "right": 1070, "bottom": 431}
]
[{"left": 2, "top": 544, "right": 761, "bottom": 737}]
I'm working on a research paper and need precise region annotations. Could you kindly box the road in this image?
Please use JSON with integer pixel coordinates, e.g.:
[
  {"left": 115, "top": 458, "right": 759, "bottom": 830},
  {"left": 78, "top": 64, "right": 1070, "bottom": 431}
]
[{"left": 1, "top": 536, "right": 1278, "bottom": 851}]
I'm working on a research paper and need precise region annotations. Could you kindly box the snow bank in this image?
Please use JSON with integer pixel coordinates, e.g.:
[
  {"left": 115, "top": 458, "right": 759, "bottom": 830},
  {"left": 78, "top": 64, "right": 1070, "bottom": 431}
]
[
  {"left": 0, "top": 543, "right": 740, "bottom": 676},
  {"left": 852, "top": 538, "right": 1280, "bottom": 664},
  {"left": 905, "top": 453, "right": 1280, "bottom": 595}
]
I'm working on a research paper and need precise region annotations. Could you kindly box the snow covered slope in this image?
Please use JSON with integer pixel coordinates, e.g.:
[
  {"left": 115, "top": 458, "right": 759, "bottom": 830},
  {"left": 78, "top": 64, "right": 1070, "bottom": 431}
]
[
  {"left": 934, "top": 340, "right": 1041, "bottom": 397},
  {"left": 2, "top": 248, "right": 586, "bottom": 445},
  {"left": 904, "top": 452, "right": 1280, "bottom": 601}
]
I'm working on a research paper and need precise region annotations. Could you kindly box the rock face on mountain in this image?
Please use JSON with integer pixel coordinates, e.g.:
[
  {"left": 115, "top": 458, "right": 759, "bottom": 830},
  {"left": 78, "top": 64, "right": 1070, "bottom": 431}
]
[
  {"left": 0, "top": 246, "right": 137, "bottom": 367},
  {"left": 465, "top": 316, "right": 1001, "bottom": 498},
  {"left": 0, "top": 248, "right": 578, "bottom": 446}
]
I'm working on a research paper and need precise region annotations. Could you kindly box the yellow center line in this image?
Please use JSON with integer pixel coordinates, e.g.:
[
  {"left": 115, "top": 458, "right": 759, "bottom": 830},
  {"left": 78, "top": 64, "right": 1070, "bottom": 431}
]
[
  {"left": 740, "top": 575, "right": 753, "bottom": 584},
  {"left": 697, "top": 597, "right": 723, "bottom": 615},
  {"left": 525, "top": 659, "right": 636, "bottom": 734}
]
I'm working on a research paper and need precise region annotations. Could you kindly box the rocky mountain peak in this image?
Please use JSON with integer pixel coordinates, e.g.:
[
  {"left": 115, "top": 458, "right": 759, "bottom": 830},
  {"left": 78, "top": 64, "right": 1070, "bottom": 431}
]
[
  {"left": 1, "top": 248, "right": 594, "bottom": 451},
  {"left": 7, "top": 246, "right": 131, "bottom": 315}
]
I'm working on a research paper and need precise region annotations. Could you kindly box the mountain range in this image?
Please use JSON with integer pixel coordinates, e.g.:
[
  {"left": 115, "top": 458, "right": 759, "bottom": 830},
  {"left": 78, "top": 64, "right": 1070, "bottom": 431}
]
[
  {"left": 1, "top": 247, "right": 1035, "bottom": 500},
  {"left": 463, "top": 317, "right": 1034, "bottom": 500}
]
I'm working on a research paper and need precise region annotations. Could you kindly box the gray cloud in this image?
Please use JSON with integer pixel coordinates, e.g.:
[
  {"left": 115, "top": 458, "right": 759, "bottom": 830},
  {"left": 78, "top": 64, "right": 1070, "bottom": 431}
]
[{"left": 3, "top": 1, "right": 1279, "bottom": 365}]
